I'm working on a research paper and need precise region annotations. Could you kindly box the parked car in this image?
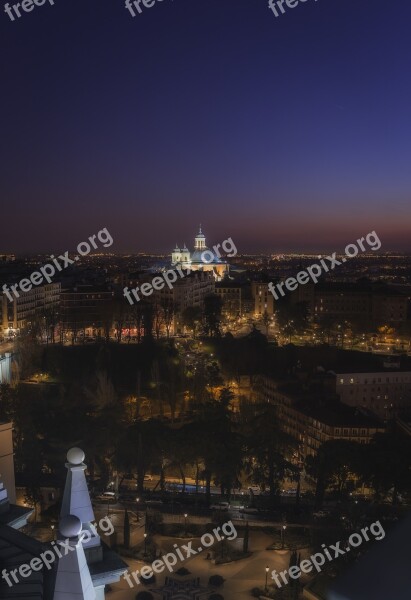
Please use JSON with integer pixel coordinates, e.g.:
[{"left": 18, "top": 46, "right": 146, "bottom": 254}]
[
  {"left": 96, "top": 491, "right": 116, "bottom": 502},
  {"left": 239, "top": 507, "right": 259, "bottom": 514},
  {"left": 313, "top": 510, "right": 329, "bottom": 519},
  {"left": 210, "top": 502, "right": 230, "bottom": 511}
]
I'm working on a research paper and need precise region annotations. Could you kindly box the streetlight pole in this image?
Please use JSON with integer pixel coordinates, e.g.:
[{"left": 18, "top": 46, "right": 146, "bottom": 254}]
[
  {"left": 144, "top": 532, "right": 148, "bottom": 556},
  {"left": 184, "top": 513, "right": 188, "bottom": 535},
  {"left": 265, "top": 566, "right": 269, "bottom": 591},
  {"left": 282, "top": 525, "right": 287, "bottom": 549}
]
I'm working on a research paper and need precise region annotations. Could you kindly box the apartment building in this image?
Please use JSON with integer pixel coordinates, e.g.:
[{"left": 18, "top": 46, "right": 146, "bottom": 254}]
[
  {"left": 336, "top": 370, "right": 411, "bottom": 420},
  {"left": 281, "top": 400, "right": 384, "bottom": 459},
  {"left": 60, "top": 284, "right": 114, "bottom": 337},
  {"left": 215, "top": 281, "right": 252, "bottom": 317},
  {"left": 259, "top": 376, "right": 384, "bottom": 459},
  {"left": 156, "top": 270, "right": 215, "bottom": 333},
  {"left": 1, "top": 282, "right": 60, "bottom": 335},
  {"left": 251, "top": 282, "right": 275, "bottom": 316},
  {"left": 314, "top": 282, "right": 408, "bottom": 327}
]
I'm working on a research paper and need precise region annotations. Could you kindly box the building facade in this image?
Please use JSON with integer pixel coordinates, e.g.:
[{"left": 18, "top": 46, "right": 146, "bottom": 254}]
[
  {"left": 259, "top": 376, "right": 384, "bottom": 460},
  {"left": 1, "top": 282, "right": 60, "bottom": 335},
  {"left": 314, "top": 282, "right": 408, "bottom": 328},
  {"left": 60, "top": 285, "right": 114, "bottom": 338},
  {"left": 251, "top": 282, "right": 275, "bottom": 316},
  {"left": 336, "top": 371, "right": 411, "bottom": 420},
  {"left": 156, "top": 271, "right": 215, "bottom": 333}
]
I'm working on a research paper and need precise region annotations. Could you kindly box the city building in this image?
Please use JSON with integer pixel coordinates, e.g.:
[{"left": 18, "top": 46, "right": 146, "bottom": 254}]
[
  {"left": 1, "top": 282, "right": 60, "bottom": 336},
  {"left": 259, "top": 377, "right": 384, "bottom": 460},
  {"left": 336, "top": 370, "right": 411, "bottom": 420},
  {"left": 171, "top": 226, "right": 229, "bottom": 281},
  {"left": 314, "top": 282, "right": 408, "bottom": 328},
  {"left": 215, "top": 281, "right": 251, "bottom": 317},
  {"left": 156, "top": 271, "right": 215, "bottom": 334},
  {"left": 60, "top": 284, "right": 114, "bottom": 338},
  {"left": 251, "top": 282, "right": 275, "bottom": 316},
  {"left": 281, "top": 400, "right": 385, "bottom": 459}
]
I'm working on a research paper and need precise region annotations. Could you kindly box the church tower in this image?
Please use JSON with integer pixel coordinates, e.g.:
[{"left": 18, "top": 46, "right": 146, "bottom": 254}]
[
  {"left": 194, "top": 225, "right": 206, "bottom": 250},
  {"left": 180, "top": 243, "right": 191, "bottom": 266},
  {"left": 171, "top": 244, "right": 181, "bottom": 265}
]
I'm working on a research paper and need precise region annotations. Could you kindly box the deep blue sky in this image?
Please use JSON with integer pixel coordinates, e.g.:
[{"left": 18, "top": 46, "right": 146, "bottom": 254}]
[{"left": 1, "top": 0, "right": 410, "bottom": 253}]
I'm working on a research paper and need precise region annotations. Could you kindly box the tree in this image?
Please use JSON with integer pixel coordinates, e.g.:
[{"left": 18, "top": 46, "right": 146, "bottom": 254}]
[
  {"left": 306, "top": 440, "right": 363, "bottom": 508},
  {"left": 276, "top": 299, "right": 309, "bottom": 342},
  {"left": 243, "top": 403, "right": 295, "bottom": 501},
  {"left": 361, "top": 432, "right": 411, "bottom": 504},
  {"left": 113, "top": 297, "right": 127, "bottom": 343},
  {"left": 181, "top": 306, "right": 203, "bottom": 338},
  {"left": 262, "top": 310, "right": 271, "bottom": 336},
  {"left": 161, "top": 299, "right": 175, "bottom": 338},
  {"left": 203, "top": 294, "right": 223, "bottom": 337},
  {"left": 124, "top": 509, "right": 130, "bottom": 549}
]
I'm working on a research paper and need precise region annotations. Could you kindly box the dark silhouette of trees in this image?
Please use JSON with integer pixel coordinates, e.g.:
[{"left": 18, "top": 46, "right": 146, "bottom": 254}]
[
  {"left": 243, "top": 403, "right": 295, "bottom": 501},
  {"left": 181, "top": 306, "right": 202, "bottom": 337},
  {"left": 305, "top": 440, "right": 363, "bottom": 508},
  {"left": 203, "top": 294, "right": 223, "bottom": 337}
]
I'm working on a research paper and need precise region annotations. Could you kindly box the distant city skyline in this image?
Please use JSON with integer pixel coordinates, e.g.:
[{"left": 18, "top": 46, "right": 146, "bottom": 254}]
[{"left": 1, "top": 224, "right": 410, "bottom": 255}]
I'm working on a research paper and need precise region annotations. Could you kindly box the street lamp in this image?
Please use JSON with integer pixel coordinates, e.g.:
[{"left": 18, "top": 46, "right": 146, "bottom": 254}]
[
  {"left": 136, "top": 497, "right": 140, "bottom": 522},
  {"left": 281, "top": 525, "right": 287, "bottom": 549},
  {"left": 144, "top": 532, "right": 148, "bottom": 555},
  {"left": 265, "top": 566, "right": 269, "bottom": 591},
  {"left": 184, "top": 513, "right": 188, "bottom": 534},
  {"left": 51, "top": 524, "right": 55, "bottom": 541}
]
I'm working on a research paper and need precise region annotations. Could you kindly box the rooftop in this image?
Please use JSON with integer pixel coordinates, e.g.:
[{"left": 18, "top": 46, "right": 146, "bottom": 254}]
[{"left": 294, "top": 400, "right": 384, "bottom": 429}]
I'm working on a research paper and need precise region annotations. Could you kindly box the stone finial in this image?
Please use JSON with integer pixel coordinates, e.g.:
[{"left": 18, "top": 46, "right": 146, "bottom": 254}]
[{"left": 54, "top": 515, "right": 96, "bottom": 600}]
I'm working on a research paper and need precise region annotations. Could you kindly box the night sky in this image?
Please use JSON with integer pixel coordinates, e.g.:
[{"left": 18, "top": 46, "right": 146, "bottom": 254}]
[{"left": 1, "top": 0, "right": 411, "bottom": 253}]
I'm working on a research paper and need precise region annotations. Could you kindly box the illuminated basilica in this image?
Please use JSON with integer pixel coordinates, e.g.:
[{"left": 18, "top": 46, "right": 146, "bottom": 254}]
[{"left": 171, "top": 226, "right": 229, "bottom": 281}]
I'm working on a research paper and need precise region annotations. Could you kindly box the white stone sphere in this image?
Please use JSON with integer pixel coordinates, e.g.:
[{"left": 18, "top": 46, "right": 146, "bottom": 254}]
[
  {"left": 60, "top": 515, "right": 82, "bottom": 538},
  {"left": 67, "top": 447, "right": 85, "bottom": 465}
]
